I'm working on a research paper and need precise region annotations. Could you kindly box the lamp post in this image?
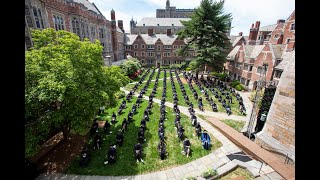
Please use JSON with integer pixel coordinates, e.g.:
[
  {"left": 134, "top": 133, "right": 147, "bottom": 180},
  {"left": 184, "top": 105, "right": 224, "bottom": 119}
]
[
  {"left": 105, "top": 55, "right": 111, "bottom": 66},
  {"left": 246, "top": 62, "right": 268, "bottom": 140}
]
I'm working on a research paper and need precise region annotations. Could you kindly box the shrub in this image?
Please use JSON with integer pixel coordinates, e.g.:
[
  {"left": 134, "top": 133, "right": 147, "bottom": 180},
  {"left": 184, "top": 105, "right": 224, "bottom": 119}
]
[
  {"left": 202, "top": 169, "right": 217, "bottom": 178},
  {"left": 210, "top": 72, "right": 220, "bottom": 77},
  {"left": 184, "top": 177, "right": 197, "bottom": 180},
  {"left": 186, "top": 67, "right": 191, "bottom": 71},
  {"left": 115, "top": 90, "right": 126, "bottom": 99},
  {"left": 235, "top": 84, "right": 245, "bottom": 91},
  {"left": 219, "top": 73, "right": 228, "bottom": 81},
  {"left": 230, "top": 80, "right": 240, "bottom": 88}
]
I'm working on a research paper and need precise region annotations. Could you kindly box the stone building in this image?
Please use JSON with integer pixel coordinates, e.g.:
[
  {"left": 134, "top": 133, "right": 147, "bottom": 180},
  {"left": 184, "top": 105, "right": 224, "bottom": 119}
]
[
  {"left": 224, "top": 10, "right": 295, "bottom": 90},
  {"left": 124, "top": 30, "right": 195, "bottom": 67},
  {"left": 130, "top": 17, "right": 189, "bottom": 35},
  {"left": 156, "top": 0, "right": 194, "bottom": 18},
  {"left": 25, "top": 0, "right": 126, "bottom": 64},
  {"left": 256, "top": 50, "right": 295, "bottom": 162},
  {"left": 110, "top": 9, "right": 125, "bottom": 61}
]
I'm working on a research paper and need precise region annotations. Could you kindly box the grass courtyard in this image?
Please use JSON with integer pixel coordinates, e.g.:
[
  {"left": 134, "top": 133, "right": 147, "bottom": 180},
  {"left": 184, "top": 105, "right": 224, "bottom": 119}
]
[
  {"left": 124, "top": 69, "right": 244, "bottom": 116},
  {"left": 65, "top": 69, "right": 222, "bottom": 176}
]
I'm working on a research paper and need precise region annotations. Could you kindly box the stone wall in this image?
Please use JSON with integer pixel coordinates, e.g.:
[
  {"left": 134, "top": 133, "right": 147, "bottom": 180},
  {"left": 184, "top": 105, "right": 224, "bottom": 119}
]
[{"left": 256, "top": 50, "right": 295, "bottom": 161}]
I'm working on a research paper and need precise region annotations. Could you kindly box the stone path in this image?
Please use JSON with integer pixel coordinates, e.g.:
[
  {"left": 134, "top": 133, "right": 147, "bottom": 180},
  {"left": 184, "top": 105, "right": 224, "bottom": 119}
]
[
  {"left": 205, "top": 116, "right": 294, "bottom": 180},
  {"left": 36, "top": 89, "right": 275, "bottom": 180}
]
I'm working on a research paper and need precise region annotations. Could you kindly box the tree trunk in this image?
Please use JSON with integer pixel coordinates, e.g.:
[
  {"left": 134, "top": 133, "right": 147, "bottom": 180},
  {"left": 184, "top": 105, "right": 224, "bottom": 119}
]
[{"left": 62, "top": 122, "right": 71, "bottom": 141}]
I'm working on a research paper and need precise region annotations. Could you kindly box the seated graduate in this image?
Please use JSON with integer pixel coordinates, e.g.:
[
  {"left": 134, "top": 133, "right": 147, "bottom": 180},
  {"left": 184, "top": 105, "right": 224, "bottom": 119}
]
[
  {"left": 90, "top": 118, "right": 99, "bottom": 135},
  {"left": 201, "top": 130, "right": 211, "bottom": 150},
  {"left": 104, "top": 145, "right": 117, "bottom": 165},
  {"left": 195, "top": 122, "right": 202, "bottom": 138},
  {"left": 116, "top": 130, "right": 124, "bottom": 146},
  {"left": 104, "top": 120, "right": 111, "bottom": 134},
  {"left": 134, "top": 142, "right": 144, "bottom": 163},
  {"left": 158, "top": 125, "right": 165, "bottom": 141},
  {"left": 140, "top": 119, "right": 147, "bottom": 130},
  {"left": 93, "top": 133, "right": 102, "bottom": 150},
  {"left": 111, "top": 112, "right": 116, "bottom": 124},
  {"left": 128, "top": 111, "right": 133, "bottom": 122},
  {"left": 183, "top": 138, "right": 191, "bottom": 158},
  {"left": 158, "top": 140, "right": 167, "bottom": 160},
  {"left": 121, "top": 118, "right": 129, "bottom": 132},
  {"left": 177, "top": 124, "right": 185, "bottom": 141},
  {"left": 226, "top": 105, "right": 232, "bottom": 116},
  {"left": 137, "top": 127, "right": 146, "bottom": 142},
  {"left": 79, "top": 145, "right": 90, "bottom": 167}
]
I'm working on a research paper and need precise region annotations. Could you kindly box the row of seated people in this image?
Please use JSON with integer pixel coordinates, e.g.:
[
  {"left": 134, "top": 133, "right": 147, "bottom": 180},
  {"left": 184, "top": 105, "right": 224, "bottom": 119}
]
[
  {"left": 175, "top": 70, "right": 191, "bottom": 106},
  {"left": 170, "top": 70, "right": 196, "bottom": 158},
  {"left": 81, "top": 69, "right": 156, "bottom": 167},
  {"left": 205, "top": 76, "right": 235, "bottom": 115},
  {"left": 158, "top": 70, "right": 168, "bottom": 160},
  {"left": 135, "top": 68, "right": 161, "bottom": 162},
  {"left": 182, "top": 72, "right": 199, "bottom": 101},
  {"left": 206, "top": 76, "right": 246, "bottom": 115}
]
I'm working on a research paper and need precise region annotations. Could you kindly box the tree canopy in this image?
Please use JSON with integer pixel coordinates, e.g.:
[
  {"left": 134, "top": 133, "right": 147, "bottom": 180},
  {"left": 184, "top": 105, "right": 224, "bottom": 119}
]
[
  {"left": 25, "top": 28, "right": 126, "bottom": 157},
  {"left": 119, "top": 57, "right": 142, "bottom": 76},
  {"left": 177, "top": 0, "right": 232, "bottom": 72}
]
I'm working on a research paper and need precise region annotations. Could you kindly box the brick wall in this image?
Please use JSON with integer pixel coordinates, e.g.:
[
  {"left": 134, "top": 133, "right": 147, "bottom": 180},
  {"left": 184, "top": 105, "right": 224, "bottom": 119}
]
[{"left": 256, "top": 51, "right": 295, "bottom": 160}]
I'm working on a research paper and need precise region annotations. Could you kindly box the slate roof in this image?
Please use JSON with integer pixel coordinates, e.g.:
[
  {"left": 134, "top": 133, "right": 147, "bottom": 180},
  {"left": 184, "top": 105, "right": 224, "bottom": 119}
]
[
  {"left": 259, "top": 24, "right": 277, "bottom": 32},
  {"left": 136, "top": 17, "right": 190, "bottom": 26},
  {"left": 275, "top": 50, "right": 295, "bottom": 70},
  {"left": 243, "top": 45, "right": 265, "bottom": 59},
  {"left": 124, "top": 34, "right": 138, "bottom": 45},
  {"left": 73, "top": 0, "right": 100, "bottom": 14},
  {"left": 271, "top": 44, "right": 286, "bottom": 59},
  {"left": 140, "top": 34, "right": 178, "bottom": 45},
  {"left": 227, "top": 45, "right": 241, "bottom": 59}
]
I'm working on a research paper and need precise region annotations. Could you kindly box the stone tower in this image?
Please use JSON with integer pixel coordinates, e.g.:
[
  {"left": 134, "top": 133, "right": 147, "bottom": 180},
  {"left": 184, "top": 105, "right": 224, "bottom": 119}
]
[{"left": 166, "top": 0, "right": 170, "bottom": 9}]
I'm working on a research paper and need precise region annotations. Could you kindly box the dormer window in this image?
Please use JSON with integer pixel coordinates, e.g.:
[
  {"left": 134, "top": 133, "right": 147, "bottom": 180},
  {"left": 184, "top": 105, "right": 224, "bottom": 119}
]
[
  {"left": 157, "top": 24, "right": 160, "bottom": 26},
  {"left": 172, "top": 24, "right": 174, "bottom": 26},
  {"left": 274, "top": 34, "right": 279, "bottom": 39},
  {"left": 143, "top": 24, "right": 145, "bottom": 26}
]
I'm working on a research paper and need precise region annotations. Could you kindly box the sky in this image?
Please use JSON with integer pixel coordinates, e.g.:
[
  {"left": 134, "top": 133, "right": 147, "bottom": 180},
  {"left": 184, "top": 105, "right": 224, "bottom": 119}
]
[{"left": 90, "top": 0, "right": 295, "bottom": 36}]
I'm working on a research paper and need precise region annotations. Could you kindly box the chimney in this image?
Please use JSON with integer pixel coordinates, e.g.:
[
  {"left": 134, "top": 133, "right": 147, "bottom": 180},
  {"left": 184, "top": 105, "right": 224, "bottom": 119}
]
[
  {"left": 248, "top": 21, "right": 259, "bottom": 45},
  {"left": 238, "top": 32, "right": 243, "bottom": 36},
  {"left": 111, "top": 9, "right": 115, "bottom": 21},
  {"left": 167, "top": 29, "right": 172, "bottom": 36},
  {"left": 277, "top": 19, "right": 285, "bottom": 24},
  {"left": 148, "top": 28, "right": 153, "bottom": 36},
  {"left": 118, "top": 20, "right": 124, "bottom": 32},
  {"left": 255, "top": 21, "right": 260, "bottom": 29}
]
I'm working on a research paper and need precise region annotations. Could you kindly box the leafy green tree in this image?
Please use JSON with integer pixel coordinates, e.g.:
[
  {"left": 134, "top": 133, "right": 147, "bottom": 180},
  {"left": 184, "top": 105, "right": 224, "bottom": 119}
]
[
  {"left": 119, "top": 58, "right": 142, "bottom": 76},
  {"left": 177, "top": 0, "right": 232, "bottom": 77},
  {"left": 25, "top": 28, "right": 122, "bottom": 157}
]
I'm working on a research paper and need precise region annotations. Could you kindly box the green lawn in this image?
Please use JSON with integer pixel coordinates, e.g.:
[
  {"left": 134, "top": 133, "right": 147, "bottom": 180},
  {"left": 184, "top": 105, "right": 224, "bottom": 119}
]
[
  {"left": 218, "top": 167, "right": 254, "bottom": 180},
  {"left": 221, "top": 119, "right": 246, "bottom": 132},
  {"left": 65, "top": 72, "right": 222, "bottom": 176}
]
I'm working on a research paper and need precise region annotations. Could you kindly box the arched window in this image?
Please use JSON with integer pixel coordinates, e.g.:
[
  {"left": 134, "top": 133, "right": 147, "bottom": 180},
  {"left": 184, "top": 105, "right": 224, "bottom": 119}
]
[
  {"left": 25, "top": 5, "right": 33, "bottom": 27},
  {"left": 53, "top": 15, "right": 65, "bottom": 31},
  {"left": 72, "top": 17, "right": 80, "bottom": 37},
  {"left": 32, "top": 7, "right": 45, "bottom": 29}
]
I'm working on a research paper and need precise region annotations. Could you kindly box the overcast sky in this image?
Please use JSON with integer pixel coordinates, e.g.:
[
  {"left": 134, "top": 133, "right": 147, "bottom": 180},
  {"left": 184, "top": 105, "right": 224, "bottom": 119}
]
[{"left": 90, "top": 0, "right": 295, "bottom": 36}]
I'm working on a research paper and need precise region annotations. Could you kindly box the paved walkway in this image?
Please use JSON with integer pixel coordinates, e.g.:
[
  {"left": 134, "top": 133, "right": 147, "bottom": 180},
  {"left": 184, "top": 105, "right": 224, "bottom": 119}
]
[
  {"left": 206, "top": 116, "right": 295, "bottom": 180},
  {"left": 36, "top": 89, "right": 275, "bottom": 180}
]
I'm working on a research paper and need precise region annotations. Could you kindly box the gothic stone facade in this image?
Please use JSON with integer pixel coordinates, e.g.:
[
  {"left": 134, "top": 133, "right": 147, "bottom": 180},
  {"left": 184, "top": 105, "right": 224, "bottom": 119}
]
[
  {"left": 156, "top": 0, "right": 194, "bottom": 18},
  {"left": 25, "top": 0, "right": 126, "bottom": 64}
]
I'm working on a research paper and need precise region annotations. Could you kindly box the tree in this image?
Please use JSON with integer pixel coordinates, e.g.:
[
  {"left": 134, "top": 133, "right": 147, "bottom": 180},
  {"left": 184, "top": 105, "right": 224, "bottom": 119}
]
[
  {"left": 119, "top": 58, "right": 142, "bottom": 77},
  {"left": 25, "top": 28, "right": 122, "bottom": 157},
  {"left": 177, "top": 0, "right": 232, "bottom": 78}
]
